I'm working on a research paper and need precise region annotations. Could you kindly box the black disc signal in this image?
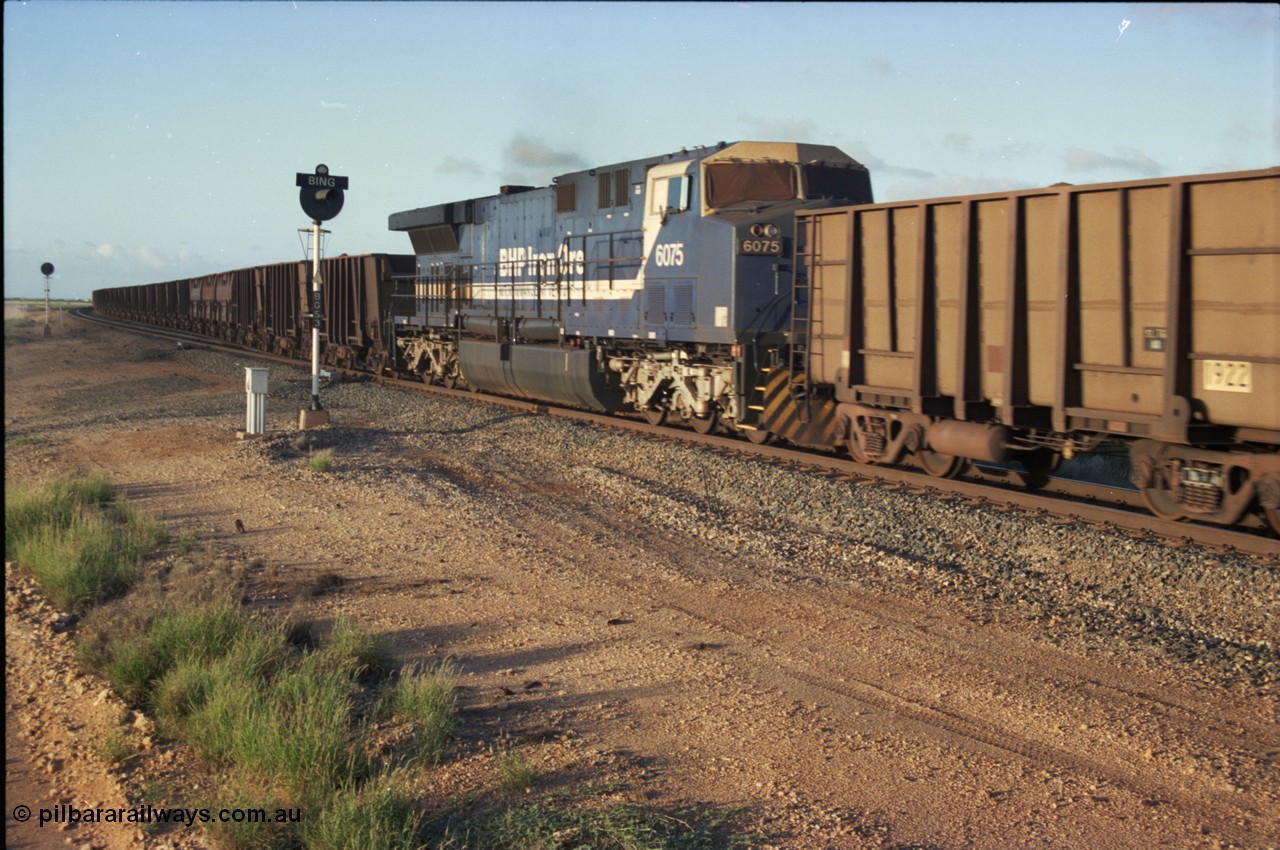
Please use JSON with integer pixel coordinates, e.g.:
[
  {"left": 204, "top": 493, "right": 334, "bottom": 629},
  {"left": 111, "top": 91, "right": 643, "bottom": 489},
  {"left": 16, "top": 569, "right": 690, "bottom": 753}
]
[{"left": 296, "top": 164, "right": 349, "bottom": 221}]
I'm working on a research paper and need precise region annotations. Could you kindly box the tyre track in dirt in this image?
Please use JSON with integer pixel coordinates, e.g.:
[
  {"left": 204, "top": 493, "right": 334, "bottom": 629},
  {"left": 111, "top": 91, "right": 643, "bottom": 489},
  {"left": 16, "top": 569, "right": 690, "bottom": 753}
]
[{"left": 473, "top": 479, "right": 1279, "bottom": 848}]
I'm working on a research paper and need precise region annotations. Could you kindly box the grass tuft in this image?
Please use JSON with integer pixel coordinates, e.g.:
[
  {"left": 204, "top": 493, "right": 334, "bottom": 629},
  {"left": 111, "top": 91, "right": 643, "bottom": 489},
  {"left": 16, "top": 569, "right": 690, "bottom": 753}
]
[
  {"left": 387, "top": 661, "right": 457, "bottom": 764},
  {"left": 5, "top": 474, "right": 161, "bottom": 611},
  {"left": 312, "top": 616, "right": 392, "bottom": 682},
  {"left": 302, "top": 775, "right": 422, "bottom": 850},
  {"left": 441, "top": 797, "right": 757, "bottom": 850},
  {"left": 493, "top": 742, "right": 541, "bottom": 794},
  {"left": 309, "top": 448, "right": 336, "bottom": 473}
]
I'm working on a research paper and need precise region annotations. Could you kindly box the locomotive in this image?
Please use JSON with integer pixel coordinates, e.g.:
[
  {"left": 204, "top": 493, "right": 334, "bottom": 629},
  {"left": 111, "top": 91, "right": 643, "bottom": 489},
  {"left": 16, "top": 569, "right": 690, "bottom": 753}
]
[
  {"left": 93, "top": 142, "right": 1279, "bottom": 533},
  {"left": 386, "top": 141, "right": 872, "bottom": 434}
]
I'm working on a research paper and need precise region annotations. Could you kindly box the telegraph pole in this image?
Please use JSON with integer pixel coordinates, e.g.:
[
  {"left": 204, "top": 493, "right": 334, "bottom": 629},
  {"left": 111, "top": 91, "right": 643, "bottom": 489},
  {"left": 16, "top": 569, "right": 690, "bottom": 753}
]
[{"left": 295, "top": 164, "right": 347, "bottom": 429}]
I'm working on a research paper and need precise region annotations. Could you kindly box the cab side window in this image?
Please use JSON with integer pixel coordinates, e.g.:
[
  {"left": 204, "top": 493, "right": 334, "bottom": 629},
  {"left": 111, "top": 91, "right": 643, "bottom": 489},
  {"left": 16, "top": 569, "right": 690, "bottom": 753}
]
[{"left": 650, "top": 175, "right": 690, "bottom": 214}]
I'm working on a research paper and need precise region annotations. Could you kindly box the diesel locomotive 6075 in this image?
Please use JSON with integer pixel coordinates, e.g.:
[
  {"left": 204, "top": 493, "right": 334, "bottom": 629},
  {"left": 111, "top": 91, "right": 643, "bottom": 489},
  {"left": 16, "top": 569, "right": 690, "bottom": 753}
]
[{"left": 386, "top": 141, "right": 872, "bottom": 434}]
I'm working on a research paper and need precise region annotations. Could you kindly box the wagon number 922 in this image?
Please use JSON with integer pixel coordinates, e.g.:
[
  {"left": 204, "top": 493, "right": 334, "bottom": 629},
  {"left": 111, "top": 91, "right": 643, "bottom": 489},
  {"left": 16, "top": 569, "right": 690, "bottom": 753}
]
[{"left": 1202, "top": 359, "right": 1252, "bottom": 393}]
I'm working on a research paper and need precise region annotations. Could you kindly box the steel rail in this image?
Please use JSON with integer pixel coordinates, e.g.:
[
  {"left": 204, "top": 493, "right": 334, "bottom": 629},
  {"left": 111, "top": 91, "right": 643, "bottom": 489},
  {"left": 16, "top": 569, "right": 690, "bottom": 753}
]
[{"left": 71, "top": 309, "right": 1280, "bottom": 559}]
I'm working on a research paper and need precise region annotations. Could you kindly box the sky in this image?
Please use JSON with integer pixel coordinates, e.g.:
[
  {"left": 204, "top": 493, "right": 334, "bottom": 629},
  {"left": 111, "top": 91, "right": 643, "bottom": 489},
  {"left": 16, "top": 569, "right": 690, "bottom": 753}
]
[{"left": 4, "top": 1, "right": 1277, "bottom": 301}]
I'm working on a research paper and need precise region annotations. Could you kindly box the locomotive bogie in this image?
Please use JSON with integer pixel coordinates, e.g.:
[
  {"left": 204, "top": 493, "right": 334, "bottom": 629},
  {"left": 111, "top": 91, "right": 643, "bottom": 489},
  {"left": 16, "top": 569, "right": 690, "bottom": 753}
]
[{"left": 610, "top": 349, "right": 740, "bottom": 429}]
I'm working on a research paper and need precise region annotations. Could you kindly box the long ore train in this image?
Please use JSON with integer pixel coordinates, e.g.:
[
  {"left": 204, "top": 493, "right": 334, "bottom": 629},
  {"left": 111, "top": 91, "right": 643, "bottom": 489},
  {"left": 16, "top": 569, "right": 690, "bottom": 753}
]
[{"left": 93, "top": 141, "right": 1280, "bottom": 533}]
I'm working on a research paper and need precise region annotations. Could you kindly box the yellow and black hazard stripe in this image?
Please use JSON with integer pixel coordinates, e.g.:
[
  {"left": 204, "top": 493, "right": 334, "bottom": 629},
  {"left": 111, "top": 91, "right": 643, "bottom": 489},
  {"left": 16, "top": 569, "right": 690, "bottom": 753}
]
[{"left": 751, "top": 368, "right": 841, "bottom": 450}]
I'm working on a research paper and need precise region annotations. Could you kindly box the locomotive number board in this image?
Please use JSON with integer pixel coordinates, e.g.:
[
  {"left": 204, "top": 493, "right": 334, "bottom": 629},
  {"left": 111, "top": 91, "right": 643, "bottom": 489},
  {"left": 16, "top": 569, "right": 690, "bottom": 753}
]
[{"left": 739, "top": 238, "right": 783, "bottom": 256}]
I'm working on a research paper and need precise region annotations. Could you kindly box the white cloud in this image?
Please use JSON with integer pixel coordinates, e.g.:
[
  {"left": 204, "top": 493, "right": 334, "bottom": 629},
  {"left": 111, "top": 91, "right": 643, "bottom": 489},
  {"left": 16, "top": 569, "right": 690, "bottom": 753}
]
[
  {"left": 737, "top": 114, "right": 818, "bottom": 141},
  {"left": 135, "top": 246, "right": 164, "bottom": 268},
  {"left": 1063, "top": 146, "right": 1163, "bottom": 176},
  {"left": 437, "top": 155, "right": 483, "bottom": 176},
  {"left": 1139, "top": 4, "right": 1278, "bottom": 39},
  {"left": 842, "top": 141, "right": 934, "bottom": 180},
  {"left": 865, "top": 57, "right": 896, "bottom": 77},
  {"left": 999, "top": 141, "right": 1043, "bottom": 159},
  {"left": 319, "top": 100, "right": 347, "bottom": 110}
]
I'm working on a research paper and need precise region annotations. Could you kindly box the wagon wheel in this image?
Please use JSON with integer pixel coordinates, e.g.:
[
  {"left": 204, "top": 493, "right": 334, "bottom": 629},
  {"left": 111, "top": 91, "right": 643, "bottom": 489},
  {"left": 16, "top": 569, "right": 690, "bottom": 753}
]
[
  {"left": 1141, "top": 484, "right": 1186, "bottom": 523},
  {"left": 1266, "top": 505, "right": 1280, "bottom": 537},
  {"left": 916, "top": 448, "right": 963, "bottom": 479},
  {"left": 845, "top": 438, "right": 872, "bottom": 465},
  {"left": 691, "top": 409, "right": 719, "bottom": 435},
  {"left": 442, "top": 370, "right": 460, "bottom": 390},
  {"left": 745, "top": 427, "right": 775, "bottom": 446},
  {"left": 844, "top": 428, "right": 874, "bottom": 465},
  {"left": 643, "top": 406, "right": 667, "bottom": 426},
  {"left": 1015, "top": 448, "right": 1059, "bottom": 490}
]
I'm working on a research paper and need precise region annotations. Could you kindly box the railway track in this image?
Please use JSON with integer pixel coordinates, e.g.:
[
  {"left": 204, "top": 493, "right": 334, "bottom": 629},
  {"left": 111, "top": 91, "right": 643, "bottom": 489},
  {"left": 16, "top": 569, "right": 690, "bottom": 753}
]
[{"left": 70, "top": 308, "right": 1280, "bottom": 559}]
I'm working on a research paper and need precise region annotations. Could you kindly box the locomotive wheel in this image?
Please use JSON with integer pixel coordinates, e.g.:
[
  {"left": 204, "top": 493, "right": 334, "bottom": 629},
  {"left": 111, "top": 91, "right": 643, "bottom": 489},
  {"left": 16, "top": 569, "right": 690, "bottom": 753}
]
[
  {"left": 643, "top": 407, "right": 667, "bottom": 426},
  {"left": 916, "top": 449, "right": 963, "bottom": 479},
  {"left": 1141, "top": 485, "right": 1186, "bottom": 522},
  {"left": 691, "top": 410, "right": 719, "bottom": 435},
  {"left": 745, "top": 426, "right": 774, "bottom": 446}
]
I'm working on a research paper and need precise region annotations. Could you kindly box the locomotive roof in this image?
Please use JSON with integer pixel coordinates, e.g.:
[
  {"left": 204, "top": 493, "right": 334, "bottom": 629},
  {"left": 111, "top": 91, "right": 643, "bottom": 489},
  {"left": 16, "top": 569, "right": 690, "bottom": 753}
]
[{"left": 388, "top": 141, "right": 865, "bottom": 233}]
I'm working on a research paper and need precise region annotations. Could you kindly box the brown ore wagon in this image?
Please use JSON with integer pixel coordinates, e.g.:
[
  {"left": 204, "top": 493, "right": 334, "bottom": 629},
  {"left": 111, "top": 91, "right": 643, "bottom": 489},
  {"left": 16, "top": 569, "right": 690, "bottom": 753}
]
[{"left": 782, "top": 167, "right": 1279, "bottom": 531}]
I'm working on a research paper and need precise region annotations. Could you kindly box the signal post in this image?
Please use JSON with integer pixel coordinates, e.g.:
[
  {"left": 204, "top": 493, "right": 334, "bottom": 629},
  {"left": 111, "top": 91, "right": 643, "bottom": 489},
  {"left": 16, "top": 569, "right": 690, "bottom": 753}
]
[
  {"left": 40, "top": 262, "right": 55, "bottom": 337},
  {"left": 295, "top": 164, "right": 347, "bottom": 429}
]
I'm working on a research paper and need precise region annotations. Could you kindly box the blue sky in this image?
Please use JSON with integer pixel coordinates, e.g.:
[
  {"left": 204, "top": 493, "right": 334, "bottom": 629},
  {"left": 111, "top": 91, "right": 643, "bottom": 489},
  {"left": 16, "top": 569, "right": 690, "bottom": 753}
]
[{"left": 4, "top": 1, "right": 1277, "bottom": 300}]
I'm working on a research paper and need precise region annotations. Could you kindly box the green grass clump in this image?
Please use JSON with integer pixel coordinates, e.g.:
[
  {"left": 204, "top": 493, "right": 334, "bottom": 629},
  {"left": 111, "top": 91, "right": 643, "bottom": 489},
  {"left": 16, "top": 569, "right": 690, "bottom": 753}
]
[
  {"left": 200, "top": 772, "right": 300, "bottom": 850},
  {"left": 314, "top": 616, "right": 392, "bottom": 681},
  {"left": 386, "top": 661, "right": 458, "bottom": 764},
  {"left": 229, "top": 660, "right": 364, "bottom": 794},
  {"left": 309, "top": 448, "right": 336, "bottom": 473},
  {"left": 6, "top": 473, "right": 115, "bottom": 551},
  {"left": 5, "top": 474, "right": 162, "bottom": 611},
  {"left": 88, "top": 603, "right": 365, "bottom": 797},
  {"left": 493, "top": 743, "right": 541, "bottom": 794},
  {"left": 442, "top": 797, "right": 755, "bottom": 850},
  {"left": 302, "top": 776, "right": 422, "bottom": 850},
  {"left": 99, "top": 598, "right": 251, "bottom": 704}
]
